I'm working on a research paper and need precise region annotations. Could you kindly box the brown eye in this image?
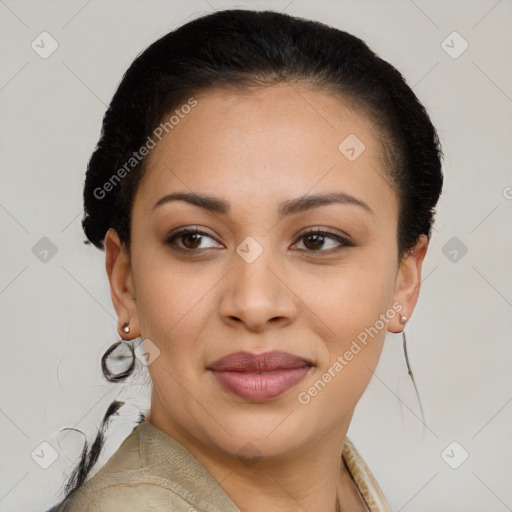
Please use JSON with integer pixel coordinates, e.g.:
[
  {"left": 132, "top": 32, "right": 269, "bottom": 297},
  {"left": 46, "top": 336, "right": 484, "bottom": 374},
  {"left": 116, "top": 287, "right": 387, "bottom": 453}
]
[
  {"left": 181, "top": 232, "right": 202, "bottom": 249},
  {"left": 303, "top": 233, "right": 326, "bottom": 251},
  {"left": 165, "top": 228, "right": 222, "bottom": 251},
  {"left": 293, "top": 230, "right": 353, "bottom": 253}
]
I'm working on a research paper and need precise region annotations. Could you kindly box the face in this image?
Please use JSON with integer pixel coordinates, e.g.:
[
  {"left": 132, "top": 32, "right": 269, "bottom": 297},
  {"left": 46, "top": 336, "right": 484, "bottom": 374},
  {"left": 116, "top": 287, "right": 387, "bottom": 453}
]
[{"left": 105, "top": 82, "right": 428, "bottom": 460}]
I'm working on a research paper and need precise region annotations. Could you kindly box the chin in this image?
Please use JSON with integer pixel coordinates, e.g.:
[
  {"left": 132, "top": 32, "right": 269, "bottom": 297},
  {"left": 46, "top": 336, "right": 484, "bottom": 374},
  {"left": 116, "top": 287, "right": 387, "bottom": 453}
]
[{"left": 201, "top": 406, "right": 315, "bottom": 458}]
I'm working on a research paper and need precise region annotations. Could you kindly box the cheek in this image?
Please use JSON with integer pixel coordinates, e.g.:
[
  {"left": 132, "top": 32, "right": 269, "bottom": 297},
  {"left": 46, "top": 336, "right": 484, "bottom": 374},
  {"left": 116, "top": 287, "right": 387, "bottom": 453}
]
[
  {"left": 295, "top": 276, "right": 391, "bottom": 416},
  {"left": 305, "top": 253, "right": 395, "bottom": 330},
  {"left": 132, "top": 251, "right": 219, "bottom": 367},
  {"left": 297, "top": 254, "right": 396, "bottom": 377}
]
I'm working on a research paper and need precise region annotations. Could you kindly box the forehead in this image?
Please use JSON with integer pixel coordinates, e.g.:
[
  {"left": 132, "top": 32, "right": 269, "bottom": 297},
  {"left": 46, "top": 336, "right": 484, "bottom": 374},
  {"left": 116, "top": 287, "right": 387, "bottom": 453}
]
[{"left": 135, "top": 83, "right": 397, "bottom": 223}]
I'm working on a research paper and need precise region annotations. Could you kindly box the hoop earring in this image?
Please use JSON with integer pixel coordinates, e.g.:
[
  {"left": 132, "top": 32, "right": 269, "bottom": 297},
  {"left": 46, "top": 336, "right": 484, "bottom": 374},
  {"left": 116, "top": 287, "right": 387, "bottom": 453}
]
[{"left": 101, "top": 322, "right": 135, "bottom": 382}]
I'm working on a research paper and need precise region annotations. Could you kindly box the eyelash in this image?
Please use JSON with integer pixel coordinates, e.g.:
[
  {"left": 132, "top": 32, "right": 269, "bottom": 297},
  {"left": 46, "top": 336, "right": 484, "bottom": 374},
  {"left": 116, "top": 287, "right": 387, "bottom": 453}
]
[
  {"left": 165, "top": 227, "right": 354, "bottom": 255},
  {"left": 297, "top": 229, "right": 354, "bottom": 253}
]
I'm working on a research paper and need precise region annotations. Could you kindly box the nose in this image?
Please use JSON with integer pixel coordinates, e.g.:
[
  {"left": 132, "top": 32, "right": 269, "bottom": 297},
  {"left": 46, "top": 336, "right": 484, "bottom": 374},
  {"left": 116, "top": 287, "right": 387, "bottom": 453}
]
[{"left": 219, "top": 248, "right": 298, "bottom": 332}]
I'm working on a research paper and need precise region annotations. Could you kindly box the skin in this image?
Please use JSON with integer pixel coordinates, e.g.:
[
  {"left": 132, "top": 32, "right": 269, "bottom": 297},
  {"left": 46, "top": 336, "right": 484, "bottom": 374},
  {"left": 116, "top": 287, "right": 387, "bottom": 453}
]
[{"left": 104, "top": 82, "right": 428, "bottom": 512}]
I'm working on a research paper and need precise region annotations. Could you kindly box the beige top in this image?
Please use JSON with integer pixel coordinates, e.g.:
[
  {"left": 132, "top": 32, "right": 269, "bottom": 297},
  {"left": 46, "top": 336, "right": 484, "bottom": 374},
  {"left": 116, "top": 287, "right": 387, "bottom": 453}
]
[{"left": 55, "top": 420, "right": 393, "bottom": 512}]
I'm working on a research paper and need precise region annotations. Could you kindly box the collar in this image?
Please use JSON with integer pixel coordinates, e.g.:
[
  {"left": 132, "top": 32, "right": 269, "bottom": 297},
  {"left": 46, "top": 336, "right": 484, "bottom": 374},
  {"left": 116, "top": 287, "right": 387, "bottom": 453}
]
[{"left": 133, "top": 420, "right": 392, "bottom": 512}]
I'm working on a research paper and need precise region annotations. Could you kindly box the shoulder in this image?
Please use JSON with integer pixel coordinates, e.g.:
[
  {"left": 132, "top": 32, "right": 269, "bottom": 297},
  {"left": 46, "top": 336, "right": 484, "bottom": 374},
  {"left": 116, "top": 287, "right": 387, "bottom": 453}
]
[
  {"left": 50, "top": 422, "right": 212, "bottom": 512},
  {"left": 55, "top": 481, "right": 196, "bottom": 512},
  {"left": 50, "top": 421, "right": 239, "bottom": 512}
]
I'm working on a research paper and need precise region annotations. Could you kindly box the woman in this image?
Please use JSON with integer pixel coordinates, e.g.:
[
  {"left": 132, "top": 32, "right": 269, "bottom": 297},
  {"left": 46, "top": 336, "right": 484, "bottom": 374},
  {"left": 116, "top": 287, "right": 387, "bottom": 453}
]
[{"left": 48, "top": 8, "right": 443, "bottom": 512}]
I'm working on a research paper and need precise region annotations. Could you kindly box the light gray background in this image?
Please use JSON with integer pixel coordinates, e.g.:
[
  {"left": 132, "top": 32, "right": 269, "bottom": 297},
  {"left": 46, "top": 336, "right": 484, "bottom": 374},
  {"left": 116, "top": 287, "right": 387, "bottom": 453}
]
[{"left": 1, "top": 1, "right": 511, "bottom": 511}]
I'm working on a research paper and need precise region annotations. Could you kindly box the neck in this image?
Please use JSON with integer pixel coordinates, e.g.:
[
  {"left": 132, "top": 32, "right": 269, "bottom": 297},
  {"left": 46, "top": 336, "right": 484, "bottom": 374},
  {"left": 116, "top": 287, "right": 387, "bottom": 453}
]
[
  {"left": 147, "top": 404, "right": 362, "bottom": 512},
  {"left": 215, "top": 436, "right": 346, "bottom": 512}
]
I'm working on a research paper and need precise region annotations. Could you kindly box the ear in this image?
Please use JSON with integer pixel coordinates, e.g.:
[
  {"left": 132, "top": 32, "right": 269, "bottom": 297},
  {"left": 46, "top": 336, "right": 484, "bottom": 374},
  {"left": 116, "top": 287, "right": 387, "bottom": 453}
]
[
  {"left": 105, "top": 228, "right": 140, "bottom": 339},
  {"left": 388, "top": 234, "right": 429, "bottom": 334}
]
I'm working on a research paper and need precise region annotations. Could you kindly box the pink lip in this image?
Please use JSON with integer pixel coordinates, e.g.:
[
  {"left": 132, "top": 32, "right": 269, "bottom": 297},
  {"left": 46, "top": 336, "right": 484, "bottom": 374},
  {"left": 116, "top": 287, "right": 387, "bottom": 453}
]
[{"left": 208, "top": 351, "right": 312, "bottom": 402}]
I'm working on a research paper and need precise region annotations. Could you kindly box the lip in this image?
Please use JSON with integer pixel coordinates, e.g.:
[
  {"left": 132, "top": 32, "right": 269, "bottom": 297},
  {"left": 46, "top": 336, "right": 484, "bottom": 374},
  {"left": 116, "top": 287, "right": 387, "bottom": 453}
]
[{"left": 208, "top": 350, "right": 313, "bottom": 402}]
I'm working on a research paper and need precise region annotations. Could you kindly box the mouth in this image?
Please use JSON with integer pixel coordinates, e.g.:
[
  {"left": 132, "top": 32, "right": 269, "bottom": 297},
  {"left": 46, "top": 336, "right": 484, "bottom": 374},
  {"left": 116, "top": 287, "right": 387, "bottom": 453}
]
[{"left": 207, "top": 350, "right": 313, "bottom": 402}]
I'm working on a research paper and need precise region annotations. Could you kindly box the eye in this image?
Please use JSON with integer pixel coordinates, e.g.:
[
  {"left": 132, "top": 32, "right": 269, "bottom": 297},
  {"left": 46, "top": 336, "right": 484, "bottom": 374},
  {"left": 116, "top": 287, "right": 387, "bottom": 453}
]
[
  {"left": 165, "top": 227, "right": 223, "bottom": 251},
  {"left": 292, "top": 229, "right": 353, "bottom": 254}
]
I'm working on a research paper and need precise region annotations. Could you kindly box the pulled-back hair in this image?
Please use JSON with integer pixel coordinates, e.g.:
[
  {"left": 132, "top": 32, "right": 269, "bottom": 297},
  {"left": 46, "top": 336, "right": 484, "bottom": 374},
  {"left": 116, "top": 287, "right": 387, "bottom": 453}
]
[
  {"left": 82, "top": 8, "right": 442, "bottom": 260},
  {"left": 49, "top": 8, "right": 443, "bottom": 510}
]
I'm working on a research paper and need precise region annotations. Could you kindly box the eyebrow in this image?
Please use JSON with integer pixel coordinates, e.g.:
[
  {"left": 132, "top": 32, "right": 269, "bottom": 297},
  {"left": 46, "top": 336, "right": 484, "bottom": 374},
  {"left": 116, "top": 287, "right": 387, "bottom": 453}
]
[{"left": 152, "top": 191, "right": 375, "bottom": 218}]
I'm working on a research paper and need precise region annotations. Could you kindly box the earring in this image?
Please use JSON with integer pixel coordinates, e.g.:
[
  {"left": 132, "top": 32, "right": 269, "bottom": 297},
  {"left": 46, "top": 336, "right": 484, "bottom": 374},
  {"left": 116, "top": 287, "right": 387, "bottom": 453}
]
[
  {"left": 101, "top": 322, "right": 135, "bottom": 382},
  {"left": 399, "top": 315, "right": 410, "bottom": 373},
  {"left": 400, "top": 318, "right": 425, "bottom": 422}
]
